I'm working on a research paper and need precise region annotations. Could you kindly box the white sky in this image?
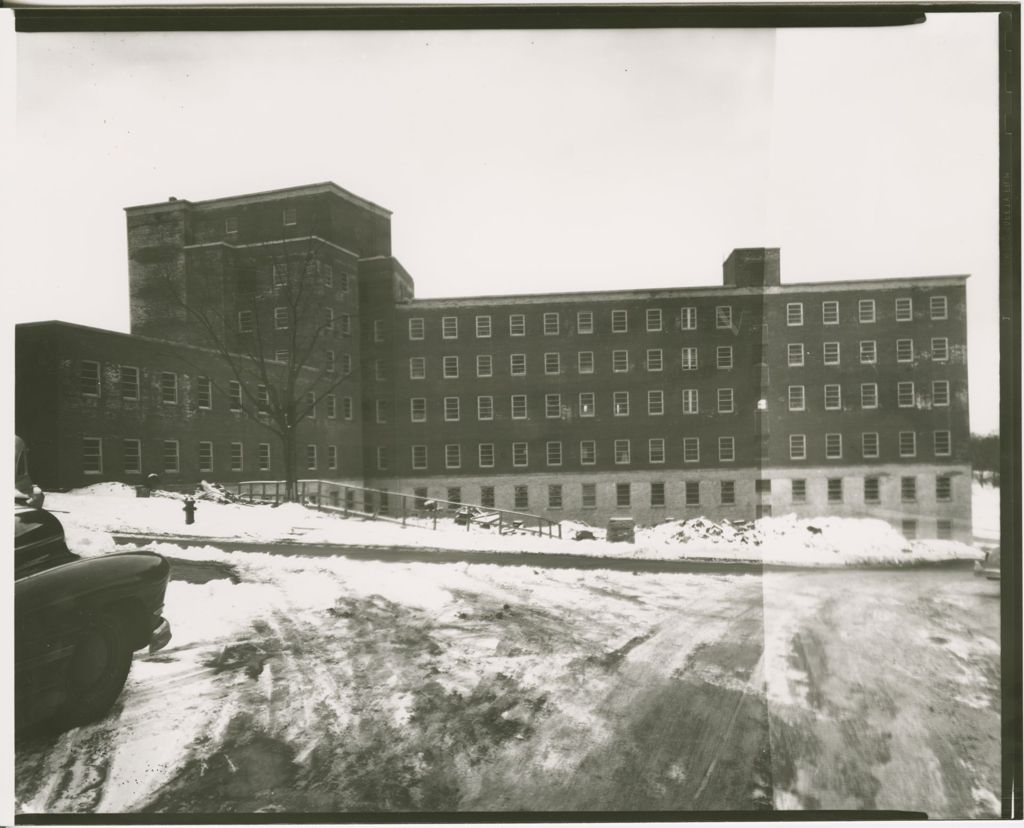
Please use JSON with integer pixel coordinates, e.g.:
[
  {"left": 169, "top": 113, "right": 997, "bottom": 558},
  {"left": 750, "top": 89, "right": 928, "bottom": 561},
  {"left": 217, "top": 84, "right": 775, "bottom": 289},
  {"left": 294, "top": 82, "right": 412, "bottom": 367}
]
[{"left": 4, "top": 13, "right": 1001, "bottom": 432}]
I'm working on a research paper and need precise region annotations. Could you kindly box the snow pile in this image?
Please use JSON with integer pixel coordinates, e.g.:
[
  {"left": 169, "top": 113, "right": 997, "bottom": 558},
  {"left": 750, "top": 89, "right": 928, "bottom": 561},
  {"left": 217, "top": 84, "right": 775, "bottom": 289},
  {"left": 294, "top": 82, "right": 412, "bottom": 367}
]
[
  {"left": 642, "top": 517, "right": 761, "bottom": 548},
  {"left": 972, "top": 481, "right": 1000, "bottom": 541}
]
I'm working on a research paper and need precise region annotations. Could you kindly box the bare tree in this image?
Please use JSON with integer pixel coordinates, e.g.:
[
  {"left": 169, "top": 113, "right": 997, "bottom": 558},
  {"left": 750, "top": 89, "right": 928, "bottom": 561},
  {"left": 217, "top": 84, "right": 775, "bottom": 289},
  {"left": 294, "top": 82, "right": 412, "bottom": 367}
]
[{"left": 155, "top": 225, "right": 354, "bottom": 501}]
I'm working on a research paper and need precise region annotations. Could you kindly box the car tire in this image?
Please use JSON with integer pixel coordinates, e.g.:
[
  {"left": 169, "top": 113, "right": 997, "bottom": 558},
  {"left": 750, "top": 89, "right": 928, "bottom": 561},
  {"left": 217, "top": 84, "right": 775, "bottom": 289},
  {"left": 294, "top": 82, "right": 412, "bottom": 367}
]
[{"left": 57, "top": 611, "right": 134, "bottom": 727}]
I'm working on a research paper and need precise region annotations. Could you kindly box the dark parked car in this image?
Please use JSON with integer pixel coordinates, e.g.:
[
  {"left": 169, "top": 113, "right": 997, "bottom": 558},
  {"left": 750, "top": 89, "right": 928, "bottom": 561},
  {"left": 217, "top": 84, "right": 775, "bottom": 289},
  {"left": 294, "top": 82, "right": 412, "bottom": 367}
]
[
  {"left": 974, "top": 546, "right": 1001, "bottom": 581},
  {"left": 15, "top": 505, "right": 172, "bottom": 732}
]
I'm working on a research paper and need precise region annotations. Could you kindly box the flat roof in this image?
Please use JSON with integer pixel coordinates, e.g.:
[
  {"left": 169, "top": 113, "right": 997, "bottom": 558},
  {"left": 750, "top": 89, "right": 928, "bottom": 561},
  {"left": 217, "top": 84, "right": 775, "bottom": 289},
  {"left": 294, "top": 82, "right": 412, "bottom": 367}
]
[{"left": 124, "top": 181, "right": 392, "bottom": 219}]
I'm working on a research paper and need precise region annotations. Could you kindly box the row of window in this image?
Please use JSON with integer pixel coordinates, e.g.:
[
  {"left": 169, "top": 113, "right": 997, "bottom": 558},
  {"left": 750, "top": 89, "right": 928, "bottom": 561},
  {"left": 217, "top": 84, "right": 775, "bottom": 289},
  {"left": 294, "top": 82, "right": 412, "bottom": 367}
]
[
  {"left": 78, "top": 362, "right": 354, "bottom": 418},
  {"left": 81, "top": 437, "right": 340, "bottom": 475},
  {"left": 404, "top": 296, "right": 951, "bottom": 341},
  {"left": 410, "top": 473, "right": 957, "bottom": 516},
  {"left": 787, "top": 337, "right": 951, "bottom": 366},
  {"left": 380, "top": 429, "right": 953, "bottom": 471},
  {"left": 238, "top": 307, "right": 349, "bottom": 335},
  {"left": 786, "top": 380, "right": 951, "bottom": 411}
]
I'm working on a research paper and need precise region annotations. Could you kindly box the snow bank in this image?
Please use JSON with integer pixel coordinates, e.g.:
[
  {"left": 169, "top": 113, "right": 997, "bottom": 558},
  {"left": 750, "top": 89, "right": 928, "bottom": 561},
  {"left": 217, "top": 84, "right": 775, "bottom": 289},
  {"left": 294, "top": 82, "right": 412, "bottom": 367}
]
[{"left": 46, "top": 482, "right": 986, "bottom": 569}]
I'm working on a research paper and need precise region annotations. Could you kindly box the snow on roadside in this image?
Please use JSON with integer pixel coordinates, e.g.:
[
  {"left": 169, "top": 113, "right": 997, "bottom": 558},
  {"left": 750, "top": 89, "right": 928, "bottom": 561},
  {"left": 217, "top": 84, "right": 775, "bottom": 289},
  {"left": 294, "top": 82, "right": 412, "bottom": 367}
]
[{"left": 46, "top": 482, "right": 984, "bottom": 568}]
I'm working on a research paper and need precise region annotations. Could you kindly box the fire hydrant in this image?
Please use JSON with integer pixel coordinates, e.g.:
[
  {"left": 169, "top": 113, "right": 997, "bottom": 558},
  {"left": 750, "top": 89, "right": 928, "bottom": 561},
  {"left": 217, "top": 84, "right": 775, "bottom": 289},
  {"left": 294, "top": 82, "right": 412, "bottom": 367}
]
[{"left": 183, "top": 496, "right": 197, "bottom": 526}]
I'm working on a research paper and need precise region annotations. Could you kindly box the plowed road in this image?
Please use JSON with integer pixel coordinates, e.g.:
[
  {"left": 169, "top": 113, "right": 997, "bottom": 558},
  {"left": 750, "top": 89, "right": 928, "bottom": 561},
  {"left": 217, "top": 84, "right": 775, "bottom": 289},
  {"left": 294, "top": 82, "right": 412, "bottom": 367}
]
[{"left": 15, "top": 549, "right": 1002, "bottom": 817}]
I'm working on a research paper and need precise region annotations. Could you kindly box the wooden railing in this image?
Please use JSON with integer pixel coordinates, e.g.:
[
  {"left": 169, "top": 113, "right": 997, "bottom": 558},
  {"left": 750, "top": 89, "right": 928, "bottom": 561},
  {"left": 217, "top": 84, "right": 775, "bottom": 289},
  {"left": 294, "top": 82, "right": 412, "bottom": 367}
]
[{"left": 231, "top": 479, "right": 562, "bottom": 539}]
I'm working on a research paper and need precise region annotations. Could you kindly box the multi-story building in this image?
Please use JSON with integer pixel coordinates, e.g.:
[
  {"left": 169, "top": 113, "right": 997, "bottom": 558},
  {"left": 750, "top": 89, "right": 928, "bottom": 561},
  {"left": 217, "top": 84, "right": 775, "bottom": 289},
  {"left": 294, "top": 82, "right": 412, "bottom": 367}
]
[{"left": 15, "top": 183, "right": 971, "bottom": 539}]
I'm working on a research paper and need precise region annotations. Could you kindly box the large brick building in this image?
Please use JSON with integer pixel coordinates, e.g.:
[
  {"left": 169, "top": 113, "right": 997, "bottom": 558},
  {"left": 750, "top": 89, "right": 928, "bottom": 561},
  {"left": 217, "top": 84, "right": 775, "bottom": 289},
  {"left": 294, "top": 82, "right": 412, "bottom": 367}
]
[{"left": 15, "top": 182, "right": 971, "bottom": 538}]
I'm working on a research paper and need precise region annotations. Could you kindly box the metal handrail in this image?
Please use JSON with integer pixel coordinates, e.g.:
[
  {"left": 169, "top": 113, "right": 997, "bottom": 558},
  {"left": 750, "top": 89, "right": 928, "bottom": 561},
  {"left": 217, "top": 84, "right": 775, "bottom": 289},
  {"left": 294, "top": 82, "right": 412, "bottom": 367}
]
[{"left": 231, "top": 479, "right": 562, "bottom": 539}]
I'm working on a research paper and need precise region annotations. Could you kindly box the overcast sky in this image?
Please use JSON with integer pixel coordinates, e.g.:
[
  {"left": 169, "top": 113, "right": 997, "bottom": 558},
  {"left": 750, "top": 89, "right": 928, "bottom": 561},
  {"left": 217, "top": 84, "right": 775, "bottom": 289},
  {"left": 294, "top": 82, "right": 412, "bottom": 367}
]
[{"left": 6, "top": 13, "right": 1000, "bottom": 432}]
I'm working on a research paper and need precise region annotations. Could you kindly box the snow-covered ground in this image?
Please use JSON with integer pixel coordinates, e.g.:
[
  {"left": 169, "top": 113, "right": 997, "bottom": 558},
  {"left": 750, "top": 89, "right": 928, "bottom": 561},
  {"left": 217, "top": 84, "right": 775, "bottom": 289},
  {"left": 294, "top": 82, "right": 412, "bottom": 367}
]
[{"left": 45, "top": 481, "right": 991, "bottom": 568}]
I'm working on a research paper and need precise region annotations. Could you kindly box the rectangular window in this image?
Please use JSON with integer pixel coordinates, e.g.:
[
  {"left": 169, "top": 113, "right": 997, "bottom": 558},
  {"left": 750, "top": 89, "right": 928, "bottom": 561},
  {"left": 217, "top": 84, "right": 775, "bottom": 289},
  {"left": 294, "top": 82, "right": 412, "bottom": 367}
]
[
  {"left": 510, "top": 353, "right": 527, "bottom": 376},
  {"left": 787, "top": 343, "right": 805, "bottom": 367},
  {"left": 446, "top": 487, "right": 461, "bottom": 506},
  {"left": 477, "top": 354, "right": 493, "bottom": 377},
  {"left": 377, "top": 446, "right": 389, "bottom": 471},
  {"left": 478, "top": 443, "right": 495, "bottom": 468},
  {"left": 328, "top": 445, "right": 338, "bottom": 471},
  {"left": 792, "top": 479, "right": 806, "bottom": 504},
  {"left": 580, "top": 440, "right": 597, "bottom": 465},
  {"left": 859, "top": 299, "right": 876, "bottom": 323},
  {"left": 374, "top": 360, "right": 386, "bottom": 382},
  {"left": 509, "top": 314, "right": 526, "bottom": 336},
  {"left": 613, "top": 391, "right": 630, "bottom": 416},
  {"left": 304, "top": 444, "right": 317, "bottom": 471},
  {"left": 577, "top": 311, "right": 594, "bottom": 334},
  {"left": 227, "top": 441, "right": 243, "bottom": 472},
  {"left": 476, "top": 315, "right": 492, "bottom": 338},
  {"left": 341, "top": 354, "right": 352, "bottom": 375},
  {"left": 822, "top": 301, "right": 840, "bottom": 325},
  {"left": 649, "top": 438, "right": 666, "bottom": 464},
  {"left": 511, "top": 394, "right": 527, "bottom": 419},
  {"left": 897, "top": 382, "right": 915, "bottom": 408},
  {"left": 681, "top": 347, "right": 698, "bottom": 371},
  {"left": 825, "top": 433, "right": 842, "bottom": 459},
  {"left": 514, "top": 486, "right": 529, "bottom": 510},
  {"left": 272, "top": 262, "right": 289, "bottom": 286},
  {"left": 224, "top": 216, "right": 238, "bottom": 234},
  {"left": 717, "top": 388, "right": 734, "bottom": 413},
  {"left": 787, "top": 303, "right": 804, "bottom": 326},
  {"left": 930, "top": 295, "right": 948, "bottom": 320},
  {"left": 412, "top": 445, "right": 428, "bottom": 470},
  {"left": 162, "top": 440, "right": 179, "bottom": 473},
  {"left": 442, "top": 316, "right": 458, "bottom": 339},
  {"left": 443, "top": 355, "right": 459, "bottom": 378},
  {"left": 196, "top": 376, "right": 212, "bottom": 409},
  {"left": 160, "top": 372, "right": 178, "bottom": 404},
  {"left": 901, "top": 476, "right": 917, "bottom": 502},
  {"left": 682, "top": 437, "right": 699, "bottom": 463},
  {"left": 755, "top": 479, "right": 772, "bottom": 494},
  {"left": 258, "top": 443, "right": 271, "bottom": 471},
  {"left": 721, "top": 480, "right": 736, "bottom": 505},
  {"left": 579, "top": 392, "right": 595, "bottom": 417},
  {"left": 274, "top": 306, "right": 288, "bottom": 330},
  {"left": 444, "top": 397, "right": 460, "bottom": 422},
  {"left": 685, "top": 481, "right": 700, "bottom": 506},
  {"left": 512, "top": 442, "right": 528, "bottom": 467},
  {"left": 612, "top": 350, "right": 629, "bottom": 372},
  {"left": 718, "top": 436, "right": 735, "bottom": 462},
  {"left": 282, "top": 207, "right": 296, "bottom": 226},
  {"left": 616, "top": 483, "right": 631, "bottom": 508},
  {"left": 478, "top": 396, "right": 494, "bottom": 421},
  {"left": 930, "top": 380, "right": 950, "bottom": 408},
  {"left": 324, "top": 308, "right": 335, "bottom": 331},
  {"left": 481, "top": 486, "right": 495, "bottom": 508},
  {"left": 934, "top": 431, "right": 952, "bottom": 457},
  {"left": 860, "top": 383, "right": 878, "bottom": 409},
  {"left": 373, "top": 320, "right": 385, "bottom": 343},
  {"left": 305, "top": 391, "right": 316, "bottom": 419},
  {"left": 651, "top": 482, "right": 666, "bottom": 507},
  {"left": 648, "top": 390, "right": 665, "bottom": 415},
  {"left": 339, "top": 314, "right": 351, "bottom": 337},
  {"left": 680, "top": 306, "right": 697, "bottom": 330},
  {"left": 936, "top": 475, "right": 952, "bottom": 501},
  {"left": 327, "top": 394, "right": 337, "bottom": 419},
  {"left": 715, "top": 305, "right": 733, "bottom": 329},
  {"left": 789, "top": 434, "right": 806, "bottom": 460},
  {"left": 409, "top": 318, "right": 425, "bottom": 340},
  {"left": 375, "top": 399, "right": 388, "bottom": 424},
  {"left": 681, "top": 388, "right": 699, "bottom": 414},
  {"left": 342, "top": 397, "right": 353, "bottom": 420},
  {"left": 546, "top": 394, "right": 562, "bottom": 419},
  {"left": 896, "top": 339, "right": 914, "bottom": 363},
  {"left": 582, "top": 483, "right": 597, "bottom": 508},
  {"left": 614, "top": 439, "right": 631, "bottom": 464},
  {"left": 931, "top": 337, "right": 949, "bottom": 362},
  {"left": 611, "top": 309, "right": 628, "bottom": 333},
  {"left": 902, "top": 520, "right": 918, "bottom": 539},
  {"left": 823, "top": 342, "right": 840, "bottom": 365},
  {"left": 937, "top": 519, "right": 953, "bottom": 539},
  {"left": 828, "top": 478, "right": 843, "bottom": 503},
  {"left": 548, "top": 484, "right": 563, "bottom": 510},
  {"left": 322, "top": 263, "right": 333, "bottom": 288},
  {"left": 445, "top": 444, "right": 461, "bottom": 469},
  {"left": 409, "top": 357, "right": 426, "bottom": 380},
  {"left": 646, "top": 308, "right": 663, "bottom": 332},
  {"left": 895, "top": 297, "right": 913, "bottom": 321},
  {"left": 824, "top": 384, "right": 842, "bottom": 410},
  {"left": 229, "top": 380, "right": 242, "bottom": 411},
  {"left": 80, "top": 356, "right": 101, "bottom": 395},
  {"left": 578, "top": 351, "right": 595, "bottom": 373},
  {"left": 860, "top": 340, "right": 877, "bottom": 364},
  {"left": 862, "top": 432, "right": 880, "bottom": 458},
  {"left": 899, "top": 431, "right": 917, "bottom": 457},
  {"left": 123, "top": 439, "right": 141, "bottom": 474},
  {"left": 543, "top": 313, "right": 560, "bottom": 335},
  {"left": 546, "top": 441, "right": 563, "bottom": 467},
  {"left": 788, "top": 385, "right": 806, "bottom": 411},
  {"left": 717, "top": 346, "right": 734, "bottom": 370},
  {"left": 544, "top": 352, "right": 561, "bottom": 375},
  {"left": 864, "top": 477, "right": 880, "bottom": 503},
  {"left": 646, "top": 349, "right": 664, "bottom": 372},
  {"left": 409, "top": 397, "right": 425, "bottom": 423},
  {"left": 257, "top": 384, "right": 270, "bottom": 414},
  {"left": 120, "top": 365, "right": 139, "bottom": 400}
]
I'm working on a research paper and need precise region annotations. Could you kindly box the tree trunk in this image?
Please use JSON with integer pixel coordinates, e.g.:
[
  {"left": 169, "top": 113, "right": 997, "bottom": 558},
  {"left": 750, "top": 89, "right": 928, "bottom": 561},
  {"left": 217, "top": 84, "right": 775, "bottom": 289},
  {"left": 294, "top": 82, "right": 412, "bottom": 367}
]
[{"left": 282, "top": 428, "right": 297, "bottom": 502}]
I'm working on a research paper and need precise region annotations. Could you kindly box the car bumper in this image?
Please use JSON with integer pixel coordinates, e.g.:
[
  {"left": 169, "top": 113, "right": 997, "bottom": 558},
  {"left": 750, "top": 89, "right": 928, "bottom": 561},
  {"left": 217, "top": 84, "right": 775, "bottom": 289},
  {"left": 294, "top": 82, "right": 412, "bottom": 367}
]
[{"left": 149, "top": 617, "right": 172, "bottom": 653}]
